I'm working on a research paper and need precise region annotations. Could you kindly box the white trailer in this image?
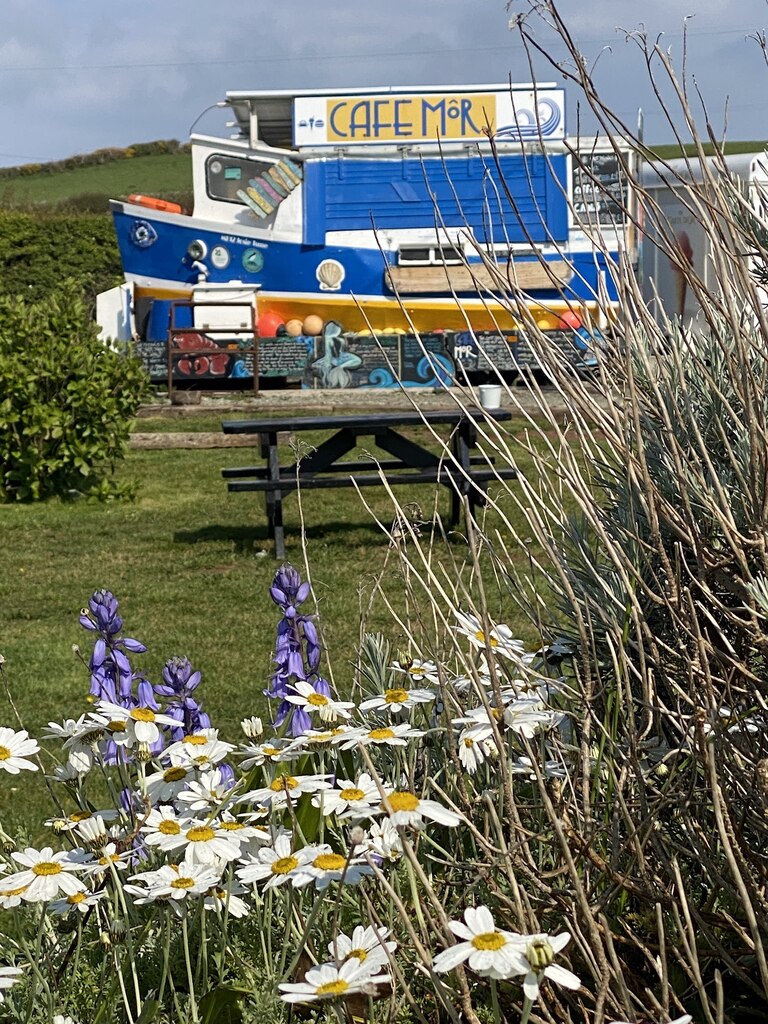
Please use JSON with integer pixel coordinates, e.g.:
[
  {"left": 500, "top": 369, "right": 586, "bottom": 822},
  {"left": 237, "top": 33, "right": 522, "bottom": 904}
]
[{"left": 640, "top": 151, "right": 768, "bottom": 330}]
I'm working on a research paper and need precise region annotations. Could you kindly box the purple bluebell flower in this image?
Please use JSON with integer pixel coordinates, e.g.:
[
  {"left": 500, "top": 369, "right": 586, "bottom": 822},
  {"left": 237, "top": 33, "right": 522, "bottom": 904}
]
[
  {"left": 154, "top": 656, "right": 210, "bottom": 741},
  {"left": 81, "top": 590, "right": 148, "bottom": 705}
]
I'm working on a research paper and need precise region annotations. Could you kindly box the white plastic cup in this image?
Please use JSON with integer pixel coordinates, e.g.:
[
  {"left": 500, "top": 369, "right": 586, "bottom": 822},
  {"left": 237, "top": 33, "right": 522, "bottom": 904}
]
[{"left": 478, "top": 383, "right": 502, "bottom": 410}]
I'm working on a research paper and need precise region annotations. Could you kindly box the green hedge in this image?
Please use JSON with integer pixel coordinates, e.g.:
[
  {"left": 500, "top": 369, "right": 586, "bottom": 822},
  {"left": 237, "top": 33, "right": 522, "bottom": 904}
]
[{"left": 0, "top": 211, "right": 122, "bottom": 308}]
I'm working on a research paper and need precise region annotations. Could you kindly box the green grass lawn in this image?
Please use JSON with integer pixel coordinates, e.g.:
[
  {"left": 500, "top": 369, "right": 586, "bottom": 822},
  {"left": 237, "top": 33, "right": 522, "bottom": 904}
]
[{"left": 0, "top": 412, "right": 546, "bottom": 836}]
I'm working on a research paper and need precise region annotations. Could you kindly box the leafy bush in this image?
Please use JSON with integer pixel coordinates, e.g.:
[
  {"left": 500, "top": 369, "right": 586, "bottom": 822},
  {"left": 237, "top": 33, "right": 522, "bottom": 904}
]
[
  {"left": 0, "top": 211, "right": 122, "bottom": 306},
  {"left": 0, "top": 284, "right": 148, "bottom": 501}
]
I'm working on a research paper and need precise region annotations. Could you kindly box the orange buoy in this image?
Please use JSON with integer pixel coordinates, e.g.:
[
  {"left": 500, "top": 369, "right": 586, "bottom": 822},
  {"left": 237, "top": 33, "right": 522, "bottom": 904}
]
[{"left": 127, "top": 194, "right": 184, "bottom": 215}]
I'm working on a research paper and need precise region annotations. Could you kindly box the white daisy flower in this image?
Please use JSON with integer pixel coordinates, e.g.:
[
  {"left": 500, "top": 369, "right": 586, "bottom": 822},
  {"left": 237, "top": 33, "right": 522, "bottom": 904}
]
[
  {"left": 45, "top": 808, "right": 118, "bottom": 834},
  {"left": 359, "top": 687, "right": 435, "bottom": 716},
  {"left": 283, "top": 726, "right": 357, "bottom": 753},
  {"left": 391, "top": 658, "right": 440, "bottom": 684},
  {"left": 203, "top": 879, "right": 250, "bottom": 918},
  {"left": 508, "top": 931, "right": 581, "bottom": 1001},
  {"left": 73, "top": 815, "right": 113, "bottom": 849},
  {"left": 339, "top": 723, "right": 425, "bottom": 749},
  {"left": 175, "top": 768, "right": 236, "bottom": 814},
  {"left": 237, "top": 739, "right": 299, "bottom": 770},
  {"left": 0, "top": 966, "right": 23, "bottom": 1003},
  {"left": 141, "top": 806, "right": 191, "bottom": 853},
  {"left": 236, "top": 832, "right": 311, "bottom": 891},
  {"left": 215, "top": 812, "right": 271, "bottom": 853},
  {"left": 81, "top": 843, "right": 130, "bottom": 878},
  {"left": 240, "top": 716, "right": 263, "bottom": 738},
  {"left": 44, "top": 718, "right": 96, "bottom": 774},
  {"left": 95, "top": 702, "right": 177, "bottom": 749},
  {"left": 509, "top": 756, "right": 568, "bottom": 780},
  {"left": 175, "top": 819, "right": 243, "bottom": 865},
  {"left": 284, "top": 681, "right": 355, "bottom": 723},
  {"left": 455, "top": 612, "right": 526, "bottom": 660},
  {"left": 503, "top": 700, "right": 563, "bottom": 739},
  {"left": 125, "top": 860, "right": 221, "bottom": 905},
  {"left": 53, "top": 1015, "right": 79, "bottom": 1024},
  {"left": 144, "top": 758, "right": 195, "bottom": 803},
  {"left": 432, "top": 905, "right": 526, "bottom": 979},
  {"left": 289, "top": 845, "right": 372, "bottom": 890},
  {"left": 164, "top": 730, "right": 234, "bottom": 769},
  {"left": 49, "top": 889, "right": 105, "bottom": 916},
  {"left": 361, "top": 818, "right": 403, "bottom": 863},
  {"left": 457, "top": 730, "right": 497, "bottom": 773},
  {"left": 381, "top": 790, "right": 462, "bottom": 828},
  {"left": 328, "top": 925, "right": 397, "bottom": 972},
  {"left": 0, "top": 880, "right": 28, "bottom": 908},
  {"left": 0, "top": 727, "right": 40, "bottom": 774},
  {"left": 2, "top": 846, "right": 89, "bottom": 903},
  {"left": 278, "top": 959, "right": 390, "bottom": 1004},
  {"left": 610, "top": 1018, "right": 691, "bottom": 1024},
  {"left": 240, "top": 772, "right": 332, "bottom": 811},
  {"left": 314, "top": 774, "right": 385, "bottom": 820}
]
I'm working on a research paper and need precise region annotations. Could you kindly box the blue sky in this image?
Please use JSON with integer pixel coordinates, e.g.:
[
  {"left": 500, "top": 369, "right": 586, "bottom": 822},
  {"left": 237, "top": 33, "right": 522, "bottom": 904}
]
[{"left": 1, "top": 0, "right": 767, "bottom": 167}]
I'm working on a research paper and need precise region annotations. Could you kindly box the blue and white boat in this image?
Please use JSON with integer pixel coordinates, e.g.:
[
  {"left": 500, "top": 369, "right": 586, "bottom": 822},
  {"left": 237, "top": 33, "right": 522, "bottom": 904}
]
[{"left": 97, "top": 83, "right": 636, "bottom": 385}]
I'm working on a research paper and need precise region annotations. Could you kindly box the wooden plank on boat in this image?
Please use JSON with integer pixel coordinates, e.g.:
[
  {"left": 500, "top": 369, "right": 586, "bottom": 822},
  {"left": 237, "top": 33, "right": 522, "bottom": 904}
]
[{"left": 384, "top": 260, "right": 573, "bottom": 294}]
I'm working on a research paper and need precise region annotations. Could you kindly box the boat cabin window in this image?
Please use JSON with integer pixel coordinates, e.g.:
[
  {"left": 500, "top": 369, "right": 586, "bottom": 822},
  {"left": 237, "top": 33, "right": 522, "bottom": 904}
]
[
  {"left": 206, "top": 154, "right": 274, "bottom": 204},
  {"left": 398, "top": 245, "right": 464, "bottom": 266}
]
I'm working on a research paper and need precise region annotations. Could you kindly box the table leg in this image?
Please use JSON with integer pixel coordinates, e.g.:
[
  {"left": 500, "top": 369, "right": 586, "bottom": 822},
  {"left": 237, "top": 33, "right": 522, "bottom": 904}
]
[
  {"left": 449, "top": 419, "right": 474, "bottom": 525},
  {"left": 264, "top": 432, "right": 285, "bottom": 559}
]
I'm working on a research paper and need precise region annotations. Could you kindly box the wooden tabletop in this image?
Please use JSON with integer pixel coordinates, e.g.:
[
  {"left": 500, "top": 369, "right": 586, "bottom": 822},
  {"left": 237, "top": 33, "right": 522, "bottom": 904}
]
[{"left": 222, "top": 408, "right": 512, "bottom": 434}]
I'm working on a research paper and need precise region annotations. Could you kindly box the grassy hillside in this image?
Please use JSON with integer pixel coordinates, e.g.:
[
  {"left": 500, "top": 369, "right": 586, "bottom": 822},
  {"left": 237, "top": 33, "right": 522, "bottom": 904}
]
[
  {"left": 1, "top": 139, "right": 766, "bottom": 212},
  {"left": 0, "top": 152, "right": 192, "bottom": 209}
]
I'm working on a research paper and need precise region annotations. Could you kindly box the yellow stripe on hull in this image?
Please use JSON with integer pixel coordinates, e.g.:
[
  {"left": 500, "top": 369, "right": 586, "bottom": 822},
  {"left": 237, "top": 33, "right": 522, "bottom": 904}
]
[{"left": 133, "top": 286, "right": 599, "bottom": 334}]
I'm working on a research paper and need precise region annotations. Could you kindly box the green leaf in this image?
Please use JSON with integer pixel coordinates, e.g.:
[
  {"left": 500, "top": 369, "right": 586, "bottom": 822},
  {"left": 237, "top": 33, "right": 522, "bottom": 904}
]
[{"left": 199, "top": 985, "right": 250, "bottom": 1024}]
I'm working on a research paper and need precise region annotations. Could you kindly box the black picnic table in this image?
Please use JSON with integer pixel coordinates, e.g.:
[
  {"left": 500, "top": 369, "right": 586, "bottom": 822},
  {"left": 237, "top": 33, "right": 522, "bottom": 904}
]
[{"left": 222, "top": 409, "right": 515, "bottom": 558}]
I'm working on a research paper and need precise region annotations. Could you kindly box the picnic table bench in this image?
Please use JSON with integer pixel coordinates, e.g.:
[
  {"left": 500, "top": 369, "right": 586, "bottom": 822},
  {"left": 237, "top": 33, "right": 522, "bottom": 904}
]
[{"left": 221, "top": 409, "right": 515, "bottom": 558}]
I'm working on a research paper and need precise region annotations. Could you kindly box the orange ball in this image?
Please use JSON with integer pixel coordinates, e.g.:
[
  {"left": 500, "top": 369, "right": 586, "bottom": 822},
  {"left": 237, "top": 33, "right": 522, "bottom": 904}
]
[
  {"left": 302, "top": 314, "right": 324, "bottom": 336},
  {"left": 285, "top": 319, "right": 304, "bottom": 337},
  {"left": 257, "top": 311, "right": 285, "bottom": 337}
]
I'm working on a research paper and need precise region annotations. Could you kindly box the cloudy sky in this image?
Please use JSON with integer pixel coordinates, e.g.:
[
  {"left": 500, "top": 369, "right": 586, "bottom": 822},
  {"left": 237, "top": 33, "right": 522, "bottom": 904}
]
[{"left": 1, "top": 0, "right": 767, "bottom": 167}]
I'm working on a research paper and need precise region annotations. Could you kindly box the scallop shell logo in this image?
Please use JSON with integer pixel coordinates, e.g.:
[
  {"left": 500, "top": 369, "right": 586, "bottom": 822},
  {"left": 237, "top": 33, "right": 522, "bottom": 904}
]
[{"left": 316, "top": 259, "right": 345, "bottom": 292}]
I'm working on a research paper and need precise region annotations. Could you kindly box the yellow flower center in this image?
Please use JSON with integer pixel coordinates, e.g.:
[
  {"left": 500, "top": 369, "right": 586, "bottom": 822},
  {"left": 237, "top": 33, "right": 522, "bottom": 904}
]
[
  {"left": 262, "top": 746, "right": 280, "bottom": 757},
  {"left": 158, "top": 820, "right": 181, "bottom": 835},
  {"left": 474, "top": 630, "right": 498, "bottom": 648},
  {"left": 315, "top": 979, "right": 350, "bottom": 997},
  {"left": 307, "top": 693, "right": 329, "bottom": 706},
  {"left": 385, "top": 689, "right": 409, "bottom": 704},
  {"left": 107, "top": 721, "right": 126, "bottom": 733},
  {"left": 170, "top": 877, "right": 196, "bottom": 890},
  {"left": 526, "top": 938, "right": 555, "bottom": 970},
  {"left": 339, "top": 787, "right": 365, "bottom": 802},
  {"left": 67, "top": 892, "right": 87, "bottom": 904},
  {"left": 130, "top": 708, "right": 156, "bottom": 722},
  {"left": 220, "top": 821, "right": 244, "bottom": 831},
  {"left": 386, "top": 791, "right": 419, "bottom": 812},
  {"left": 68, "top": 810, "right": 92, "bottom": 822},
  {"left": 184, "top": 734, "right": 208, "bottom": 745},
  {"left": 1, "top": 885, "right": 27, "bottom": 897},
  {"left": 0, "top": 746, "right": 10, "bottom": 761},
  {"left": 186, "top": 826, "right": 215, "bottom": 843},
  {"left": 163, "top": 766, "right": 187, "bottom": 782},
  {"left": 98, "top": 854, "right": 121, "bottom": 865},
  {"left": 271, "top": 855, "right": 299, "bottom": 875},
  {"left": 368, "top": 728, "right": 395, "bottom": 741},
  {"left": 270, "top": 775, "right": 298, "bottom": 792},
  {"left": 313, "top": 853, "right": 346, "bottom": 872},
  {"left": 350, "top": 948, "right": 368, "bottom": 963},
  {"left": 472, "top": 931, "right": 507, "bottom": 951},
  {"left": 32, "top": 861, "right": 62, "bottom": 877},
  {"left": 463, "top": 738, "right": 475, "bottom": 748}
]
